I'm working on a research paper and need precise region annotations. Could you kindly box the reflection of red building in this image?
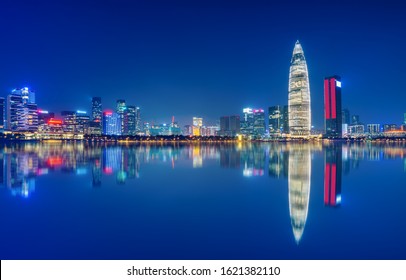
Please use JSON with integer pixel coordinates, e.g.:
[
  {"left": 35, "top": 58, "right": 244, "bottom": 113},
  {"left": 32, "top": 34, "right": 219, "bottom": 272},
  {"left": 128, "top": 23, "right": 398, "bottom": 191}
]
[{"left": 324, "top": 145, "right": 342, "bottom": 206}]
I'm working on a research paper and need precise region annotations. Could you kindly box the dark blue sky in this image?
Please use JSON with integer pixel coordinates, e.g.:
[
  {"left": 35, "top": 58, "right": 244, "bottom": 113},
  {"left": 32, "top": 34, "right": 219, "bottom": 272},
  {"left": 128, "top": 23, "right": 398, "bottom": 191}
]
[{"left": 0, "top": 0, "right": 405, "bottom": 127}]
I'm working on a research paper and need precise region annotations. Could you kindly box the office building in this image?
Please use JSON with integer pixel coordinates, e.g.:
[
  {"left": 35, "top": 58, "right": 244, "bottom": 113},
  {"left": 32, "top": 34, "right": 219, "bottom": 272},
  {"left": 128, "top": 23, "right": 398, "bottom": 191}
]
[
  {"left": 288, "top": 40, "right": 311, "bottom": 136},
  {"left": 61, "top": 111, "right": 76, "bottom": 133},
  {"left": 342, "top": 108, "right": 350, "bottom": 125},
  {"left": 103, "top": 110, "right": 121, "bottom": 135},
  {"left": 269, "top": 105, "right": 289, "bottom": 135},
  {"left": 253, "top": 109, "right": 265, "bottom": 137},
  {"left": 351, "top": 115, "right": 360, "bottom": 125},
  {"left": 219, "top": 116, "right": 240, "bottom": 137},
  {"left": 124, "top": 106, "right": 136, "bottom": 135},
  {"left": 324, "top": 76, "right": 342, "bottom": 138},
  {"left": 367, "top": 124, "right": 381, "bottom": 135},
  {"left": 75, "top": 111, "right": 90, "bottom": 134},
  {"left": 7, "top": 88, "right": 38, "bottom": 132},
  {"left": 116, "top": 99, "right": 126, "bottom": 134},
  {"left": 135, "top": 107, "right": 142, "bottom": 134},
  {"left": 241, "top": 108, "right": 254, "bottom": 136},
  {"left": 0, "top": 97, "right": 5, "bottom": 132},
  {"left": 92, "top": 97, "right": 102, "bottom": 123},
  {"left": 192, "top": 117, "right": 203, "bottom": 136}
]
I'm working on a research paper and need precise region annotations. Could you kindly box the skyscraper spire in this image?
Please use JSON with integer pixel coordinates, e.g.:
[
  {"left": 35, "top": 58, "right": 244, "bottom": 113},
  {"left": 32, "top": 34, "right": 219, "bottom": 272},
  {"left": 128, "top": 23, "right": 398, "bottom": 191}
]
[{"left": 288, "top": 40, "right": 311, "bottom": 136}]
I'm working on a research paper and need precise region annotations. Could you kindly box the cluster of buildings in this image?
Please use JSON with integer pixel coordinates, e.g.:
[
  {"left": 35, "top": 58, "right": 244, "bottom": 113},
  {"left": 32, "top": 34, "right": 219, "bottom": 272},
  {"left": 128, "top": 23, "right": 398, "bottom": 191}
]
[
  {"left": 1, "top": 41, "right": 405, "bottom": 140},
  {"left": 0, "top": 92, "right": 142, "bottom": 138}
]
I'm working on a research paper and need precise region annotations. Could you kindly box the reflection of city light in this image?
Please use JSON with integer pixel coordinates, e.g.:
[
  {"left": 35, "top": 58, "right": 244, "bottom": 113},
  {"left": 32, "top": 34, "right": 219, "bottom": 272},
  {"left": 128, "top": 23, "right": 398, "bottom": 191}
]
[
  {"left": 47, "top": 157, "right": 63, "bottom": 166},
  {"left": 76, "top": 168, "right": 87, "bottom": 175},
  {"left": 37, "top": 168, "right": 49, "bottom": 175},
  {"left": 103, "top": 167, "right": 113, "bottom": 174},
  {"left": 336, "top": 195, "right": 342, "bottom": 204}
]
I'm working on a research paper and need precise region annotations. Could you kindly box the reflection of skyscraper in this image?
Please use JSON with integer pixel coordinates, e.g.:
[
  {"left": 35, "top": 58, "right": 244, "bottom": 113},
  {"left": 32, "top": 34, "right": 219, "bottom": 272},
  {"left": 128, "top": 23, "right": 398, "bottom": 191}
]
[
  {"left": 268, "top": 146, "right": 289, "bottom": 178},
  {"left": 288, "top": 41, "right": 311, "bottom": 136},
  {"left": 288, "top": 144, "right": 311, "bottom": 244},
  {"left": 92, "top": 160, "right": 102, "bottom": 187},
  {"left": 324, "top": 144, "right": 342, "bottom": 207},
  {"left": 324, "top": 76, "right": 342, "bottom": 138}
]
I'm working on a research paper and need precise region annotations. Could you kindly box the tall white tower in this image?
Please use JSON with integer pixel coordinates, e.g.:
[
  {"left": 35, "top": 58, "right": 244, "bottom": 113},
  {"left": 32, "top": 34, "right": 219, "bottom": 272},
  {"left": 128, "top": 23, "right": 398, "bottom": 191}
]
[{"left": 288, "top": 40, "right": 311, "bottom": 136}]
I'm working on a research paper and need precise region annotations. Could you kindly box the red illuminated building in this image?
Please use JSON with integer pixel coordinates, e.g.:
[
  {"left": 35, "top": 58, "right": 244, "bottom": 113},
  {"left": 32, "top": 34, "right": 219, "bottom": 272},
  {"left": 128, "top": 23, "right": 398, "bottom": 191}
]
[{"left": 324, "top": 76, "right": 342, "bottom": 138}]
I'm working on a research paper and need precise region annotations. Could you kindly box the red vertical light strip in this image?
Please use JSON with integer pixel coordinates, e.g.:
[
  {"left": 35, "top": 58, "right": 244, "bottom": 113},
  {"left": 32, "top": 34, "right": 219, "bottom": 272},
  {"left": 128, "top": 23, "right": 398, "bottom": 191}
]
[
  {"left": 331, "top": 164, "right": 337, "bottom": 206},
  {"left": 331, "top": 79, "right": 336, "bottom": 119},
  {"left": 324, "top": 163, "right": 330, "bottom": 204},
  {"left": 324, "top": 79, "right": 330, "bottom": 119}
]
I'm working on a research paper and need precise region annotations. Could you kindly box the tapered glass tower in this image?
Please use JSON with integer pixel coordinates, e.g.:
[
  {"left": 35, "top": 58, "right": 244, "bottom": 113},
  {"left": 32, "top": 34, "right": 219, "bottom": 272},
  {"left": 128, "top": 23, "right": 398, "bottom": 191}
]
[{"left": 288, "top": 40, "right": 311, "bottom": 136}]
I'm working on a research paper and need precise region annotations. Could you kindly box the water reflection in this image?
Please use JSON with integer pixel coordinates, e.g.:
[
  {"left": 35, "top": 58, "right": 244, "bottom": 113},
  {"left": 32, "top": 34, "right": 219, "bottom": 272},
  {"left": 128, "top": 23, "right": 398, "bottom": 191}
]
[
  {"left": 288, "top": 144, "right": 311, "bottom": 244},
  {"left": 1, "top": 142, "right": 406, "bottom": 246}
]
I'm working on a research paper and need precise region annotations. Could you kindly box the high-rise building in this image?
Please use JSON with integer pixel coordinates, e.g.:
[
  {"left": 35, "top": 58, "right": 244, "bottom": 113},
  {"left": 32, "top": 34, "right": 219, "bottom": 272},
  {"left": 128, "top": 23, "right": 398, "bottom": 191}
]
[
  {"left": 116, "top": 99, "right": 126, "bottom": 134},
  {"left": 219, "top": 116, "right": 240, "bottom": 137},
  {"left": 268, "top": 106, "right": 281, "bottom": 134},
  {"left": 25, "top": 103, "right": 38, "bottom": 132},
  {"left": 192, "top": 117, "right": 203, "bottom": 136},
  {"left": 404, "top": 113, "right": 406, "bottom": 125},
  {"left": 92, "top": 97, "right": 102, "bottom": 123},
  {"left": 13, "top": 87, "right": 35, "bottom": 104},
  {"left": 324, "top": 144, "right": 342, "bottom": 207},
  {"left": 324, "top": 76, "right": 342, "bottom": 138},
  {"left": 268, "top": 105, "right": 289, "bottom": 135},
  {"left": 124, "top": 106, "right": 136, "bottom": 135},
  {"left": 103, "top": 110, "right": 121, "bottom": 135},
  {"left": 7, "top": 93, "right": 24, "bottom": 131},
  {"left": 351, "top": 115, "right": 360, "bottom": 125},
  {"left": 253, "top": 109, "right": 265, "bottom": 137},
  {"left": 135, "top": 107, "right": 141, "bottom": 134},
  {"left": 288, "top": 40, "right": 311, "bottom": 136},
  {"left": 241, "top": 108, "right": 254, "bottom": 136},
  {"left": 367, "top": 124, "right": 381, "bottom": 135},
  {"left": 0, "top": 97, "right": 5, "bottom": 132},
  {"left": 61, "top": 111, "right": 76, "bottom": 133},
  {"left": 342, "top": 108, "right": 350, "bottom": 125},
  {"left": 7, "top": 88, "right": 38, "bottom": 132},
  {"left": 75, "top": 110, "right": 90, "bottom": 134}
]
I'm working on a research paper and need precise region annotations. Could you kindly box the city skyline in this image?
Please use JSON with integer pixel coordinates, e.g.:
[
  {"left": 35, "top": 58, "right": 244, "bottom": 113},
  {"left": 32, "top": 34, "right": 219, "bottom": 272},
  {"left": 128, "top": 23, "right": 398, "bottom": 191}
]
[{"left": 1, "top": 1, "right": 405, "bottom": 127}]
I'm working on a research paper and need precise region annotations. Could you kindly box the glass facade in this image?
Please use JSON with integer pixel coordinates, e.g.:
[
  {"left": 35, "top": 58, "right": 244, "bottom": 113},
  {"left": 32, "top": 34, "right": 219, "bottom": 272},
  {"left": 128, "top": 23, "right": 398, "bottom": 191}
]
[{"left": 288, "top": 41, "right": 311, "bottom": 136}]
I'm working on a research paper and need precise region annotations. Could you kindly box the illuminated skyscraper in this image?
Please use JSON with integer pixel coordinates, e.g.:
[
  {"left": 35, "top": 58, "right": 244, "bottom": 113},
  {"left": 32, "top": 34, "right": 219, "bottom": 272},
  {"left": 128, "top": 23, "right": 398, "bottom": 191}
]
[
  {"left": 192, "top": 117, "right": 203, "bottom": 136},
  {"left": 7, "top": 93, "right": 25, "bottom": 131},
  {"left": 288, "top": 41, "right": 311, "bottom": 136},
  {"left": 7, "top": 88, "right": 38, "bottom": 132},
  {"left": 0, "top": 97, "right": 4, "bottom": 132},
  {"left": 324, "top": 76, "right": 342, "bottom": 138},
  {"left": 269, "top": 105, "right": 289, "bottom": 135},
  {"left": 124, "top": 106, "right": 136, "bottom": 135},
  {"left": 253, "top": 109, "right": 265, "bottom": 137},
  {"left": 404, "top": 113, "right": 406, "bottom": 125},
  {"left": 288, "top": 144, "right": 311, "bottom": 244},
  {"left": 92, "top": 97, "right": 102, "bottom": 123},
  {"left": 103, "top": 110, "right": 121, "bottom": 135},
  {"left": 241, "top": 108, "right": 254, "bottom": 136},
  {"left": 116, "top": 99, "right": 126, "bottom": 134}
]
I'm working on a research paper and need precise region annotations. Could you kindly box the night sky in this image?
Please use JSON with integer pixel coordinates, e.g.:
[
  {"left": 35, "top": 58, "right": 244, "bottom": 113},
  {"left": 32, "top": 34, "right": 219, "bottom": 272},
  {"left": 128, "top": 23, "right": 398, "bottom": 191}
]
[{"left": 1, "top": 0, "right": 405, "bottom": 127}]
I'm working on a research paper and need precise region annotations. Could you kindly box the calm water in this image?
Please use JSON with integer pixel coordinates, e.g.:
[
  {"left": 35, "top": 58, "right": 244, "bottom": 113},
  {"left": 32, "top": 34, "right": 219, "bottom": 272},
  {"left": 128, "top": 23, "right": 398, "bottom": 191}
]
[{"left": 1, "top": 142, "right": 406, "bottom": 260}]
